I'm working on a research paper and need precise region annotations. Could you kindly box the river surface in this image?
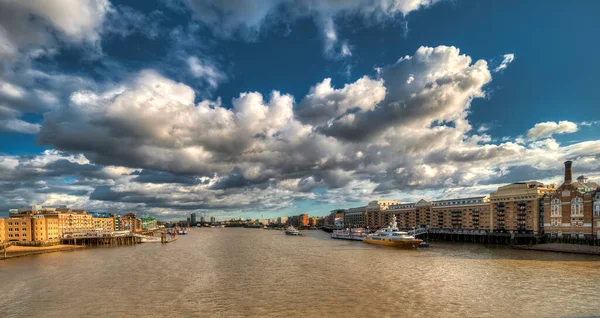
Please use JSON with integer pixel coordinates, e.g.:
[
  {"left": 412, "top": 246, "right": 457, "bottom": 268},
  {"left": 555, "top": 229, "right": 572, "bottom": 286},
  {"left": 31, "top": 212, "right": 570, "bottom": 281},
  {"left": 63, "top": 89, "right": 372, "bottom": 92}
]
[{"left": 1, "top": 228, "right": 600, "bottom": 317}]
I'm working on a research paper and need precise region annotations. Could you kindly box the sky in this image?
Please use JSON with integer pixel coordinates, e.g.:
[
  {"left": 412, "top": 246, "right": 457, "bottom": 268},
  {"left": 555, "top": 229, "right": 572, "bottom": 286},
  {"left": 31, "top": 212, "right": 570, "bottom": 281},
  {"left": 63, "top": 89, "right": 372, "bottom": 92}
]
[{"left": 0, "top": 0, "right": 599, "bottom": 221}]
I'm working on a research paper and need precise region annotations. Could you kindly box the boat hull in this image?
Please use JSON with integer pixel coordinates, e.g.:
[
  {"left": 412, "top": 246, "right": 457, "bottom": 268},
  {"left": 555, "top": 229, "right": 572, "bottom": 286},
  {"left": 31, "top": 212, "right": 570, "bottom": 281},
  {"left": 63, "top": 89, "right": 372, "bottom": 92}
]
[
  {"left": 331, "top": 234, "right": 366, "bottom": 241},
  {"left": 285, "top": 232, "right": 300, "bottom": 236},
  {"left": 363, "top": 237, "right": 422, "bottom": 248}
]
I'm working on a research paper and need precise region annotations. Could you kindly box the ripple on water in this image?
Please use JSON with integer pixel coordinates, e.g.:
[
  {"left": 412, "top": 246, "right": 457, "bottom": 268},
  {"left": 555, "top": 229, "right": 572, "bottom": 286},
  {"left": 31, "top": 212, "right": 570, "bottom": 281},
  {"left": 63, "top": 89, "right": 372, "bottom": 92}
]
[{"left": 1, "top": 229, "right": 600, "bottom": 317}]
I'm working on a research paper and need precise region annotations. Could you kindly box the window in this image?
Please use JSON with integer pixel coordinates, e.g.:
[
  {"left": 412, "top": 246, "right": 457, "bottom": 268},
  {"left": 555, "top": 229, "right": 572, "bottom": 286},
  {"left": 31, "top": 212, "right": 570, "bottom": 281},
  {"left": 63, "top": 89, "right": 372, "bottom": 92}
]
[
  {"left": 551, "top": 199, "right": 561, "bottom": 217},
  {"left": 594, "top": 200, "right": 600, "bottom": 217},
  {"left": 571, "top": 197, "right": 584, "bottom": 217}
]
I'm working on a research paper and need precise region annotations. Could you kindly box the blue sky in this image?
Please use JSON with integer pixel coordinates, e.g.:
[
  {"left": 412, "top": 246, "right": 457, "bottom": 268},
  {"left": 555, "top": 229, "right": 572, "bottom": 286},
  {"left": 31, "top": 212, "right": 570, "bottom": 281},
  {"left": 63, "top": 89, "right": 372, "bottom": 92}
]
[{"left": 0, "top": 0, "right": 599, "bottom": 220}]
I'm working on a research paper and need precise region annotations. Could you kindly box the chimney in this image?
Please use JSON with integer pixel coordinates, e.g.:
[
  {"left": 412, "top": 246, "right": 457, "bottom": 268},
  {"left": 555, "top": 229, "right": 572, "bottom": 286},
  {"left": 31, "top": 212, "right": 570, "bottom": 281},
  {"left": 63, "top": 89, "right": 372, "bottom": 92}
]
[{"left": 564, "top": 160, "right": 573, "bottom": 184}]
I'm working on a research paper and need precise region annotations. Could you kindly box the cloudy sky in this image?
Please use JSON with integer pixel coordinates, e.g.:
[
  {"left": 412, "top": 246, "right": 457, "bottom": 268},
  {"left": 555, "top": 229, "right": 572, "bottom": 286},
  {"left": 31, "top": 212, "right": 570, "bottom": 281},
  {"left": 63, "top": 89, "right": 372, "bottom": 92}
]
[{"left": 0, "top": 0, "right": 599, "bottom": 220}]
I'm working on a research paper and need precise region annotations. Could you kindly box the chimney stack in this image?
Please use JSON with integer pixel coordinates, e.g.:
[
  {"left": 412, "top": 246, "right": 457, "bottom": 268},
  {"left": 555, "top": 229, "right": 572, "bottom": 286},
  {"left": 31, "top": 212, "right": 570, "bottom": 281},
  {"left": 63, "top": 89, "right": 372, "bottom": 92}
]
[{"left": 564, "top": 160, "right": 573, "bottom": 184}]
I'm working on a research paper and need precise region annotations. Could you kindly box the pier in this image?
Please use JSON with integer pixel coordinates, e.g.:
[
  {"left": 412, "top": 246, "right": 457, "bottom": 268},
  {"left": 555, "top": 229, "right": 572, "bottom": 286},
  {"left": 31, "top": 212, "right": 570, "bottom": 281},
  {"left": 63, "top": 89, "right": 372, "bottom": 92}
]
[{"left": 59, "top": 230, "right": 178, "bottom": 247}]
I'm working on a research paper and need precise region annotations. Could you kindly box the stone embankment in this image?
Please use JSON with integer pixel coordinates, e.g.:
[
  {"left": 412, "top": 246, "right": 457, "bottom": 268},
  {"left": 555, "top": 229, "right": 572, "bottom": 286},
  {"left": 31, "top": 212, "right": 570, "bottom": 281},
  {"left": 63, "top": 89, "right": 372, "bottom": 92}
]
[
  {"left": 0, "top": 245, "right": 85, "bottom": 260},
  {"left": 515, "top": 243, "right": 600, "bottom": 255}
]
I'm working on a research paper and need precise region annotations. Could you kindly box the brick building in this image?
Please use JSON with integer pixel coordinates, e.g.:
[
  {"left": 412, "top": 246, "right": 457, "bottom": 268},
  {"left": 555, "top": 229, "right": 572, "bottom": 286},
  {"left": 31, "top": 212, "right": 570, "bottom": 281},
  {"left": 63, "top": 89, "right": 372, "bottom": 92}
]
[
  {"left": 389, "top": 196, "right": 491, "bottom": 232},
  {"left": 343, "top": 206, "right": 366, "bottom": 227},
  {"left": 543, "top": 161, "right": 600, "bottom": 239},
  {"left": 365, "top": 200, "right": 401, "bottom": 228},
  {"left": 489, "top": 181, "right": 555, "bottom": 234}
]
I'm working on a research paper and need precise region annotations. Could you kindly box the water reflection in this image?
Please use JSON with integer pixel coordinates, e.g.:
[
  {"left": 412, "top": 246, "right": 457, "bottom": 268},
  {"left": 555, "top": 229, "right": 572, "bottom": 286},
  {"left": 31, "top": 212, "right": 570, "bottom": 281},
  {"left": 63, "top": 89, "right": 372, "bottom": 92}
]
[{"left": 1, "top": 228, "right": 599, "bottom": 317}]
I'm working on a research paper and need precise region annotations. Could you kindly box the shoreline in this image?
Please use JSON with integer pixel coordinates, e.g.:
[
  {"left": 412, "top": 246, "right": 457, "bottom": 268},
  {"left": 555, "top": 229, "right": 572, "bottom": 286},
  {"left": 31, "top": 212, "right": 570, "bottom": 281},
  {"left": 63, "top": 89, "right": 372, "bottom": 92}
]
[
  {"left": 513, "top": 243, "right": 600, "bottom": 256},
  {"left": 0, "top": 245, "right": 86, "bottom": 260}
]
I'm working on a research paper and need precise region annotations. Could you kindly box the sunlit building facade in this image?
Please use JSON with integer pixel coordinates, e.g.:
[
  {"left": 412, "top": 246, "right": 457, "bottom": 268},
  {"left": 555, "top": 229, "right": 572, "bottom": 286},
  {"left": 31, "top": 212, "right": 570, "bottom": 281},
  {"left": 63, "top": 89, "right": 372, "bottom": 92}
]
[
  {"left": 389, "top": 196, "right": 491, "bottom": 232},
  {"left": 543, "top": 161, "right": 600, "bottom": 239}
]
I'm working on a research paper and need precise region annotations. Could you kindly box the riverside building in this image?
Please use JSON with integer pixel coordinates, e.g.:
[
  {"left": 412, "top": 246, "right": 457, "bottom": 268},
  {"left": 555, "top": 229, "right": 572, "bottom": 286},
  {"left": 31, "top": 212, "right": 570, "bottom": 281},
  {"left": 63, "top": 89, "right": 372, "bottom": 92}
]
[
  {"left": 343, "top": 206, "right": 366, "bottom": 227},
  {"left": 365, "top": 200, "right": 401, "bottom": 228},
  {"left": 389, "top": 196, "right": 491, "bottom": 233},
  {"left": 489, "top": 182, "right": 555, "bottom": 235},
  {"left": 542, "top": 161, "right": 600, "bottom": 239},
  {"left": 1, "top": 206, "right": 144, "bottom": 242}
]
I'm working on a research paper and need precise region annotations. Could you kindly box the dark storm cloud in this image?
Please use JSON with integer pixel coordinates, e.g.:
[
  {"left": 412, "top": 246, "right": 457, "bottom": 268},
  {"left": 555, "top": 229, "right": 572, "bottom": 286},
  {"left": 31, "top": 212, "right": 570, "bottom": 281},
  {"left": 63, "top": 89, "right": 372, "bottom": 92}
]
[{"left": 132, "top": 170, "right": 202, "bottom": 185}]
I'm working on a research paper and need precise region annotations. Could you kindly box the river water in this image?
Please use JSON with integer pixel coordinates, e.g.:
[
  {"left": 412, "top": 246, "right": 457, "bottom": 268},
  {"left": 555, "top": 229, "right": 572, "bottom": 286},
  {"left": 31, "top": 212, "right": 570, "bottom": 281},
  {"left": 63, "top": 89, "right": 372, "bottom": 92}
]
[{"left": 1, "top": 228, "right": 599, "bottom": 317}]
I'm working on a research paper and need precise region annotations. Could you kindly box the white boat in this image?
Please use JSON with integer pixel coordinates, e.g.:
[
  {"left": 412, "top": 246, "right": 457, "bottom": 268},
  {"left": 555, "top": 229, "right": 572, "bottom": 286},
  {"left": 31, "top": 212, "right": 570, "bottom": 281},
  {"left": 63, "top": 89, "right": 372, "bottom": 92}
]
[
  {"left": 363, "top": 215, "right": 422, "bottom": 248},
  {"left": 285, "top": 226, "right": 300, "bottom": 236},
  {"left": 331, "top": 228, "right": 369, "bottom": 241}
]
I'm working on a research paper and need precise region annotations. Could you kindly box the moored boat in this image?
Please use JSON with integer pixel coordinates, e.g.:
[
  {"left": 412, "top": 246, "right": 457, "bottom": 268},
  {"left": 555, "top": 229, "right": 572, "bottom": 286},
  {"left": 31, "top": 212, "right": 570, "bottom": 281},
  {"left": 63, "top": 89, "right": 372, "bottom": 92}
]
[
  {"left": 285, "top": 226, "right": 300, "bottom": 236},
  {"left": 363, "top": 215, "right": 422, "bottom": 248},
  {"left": 331, "top": 228, "right": 368, "bottom": 241}
]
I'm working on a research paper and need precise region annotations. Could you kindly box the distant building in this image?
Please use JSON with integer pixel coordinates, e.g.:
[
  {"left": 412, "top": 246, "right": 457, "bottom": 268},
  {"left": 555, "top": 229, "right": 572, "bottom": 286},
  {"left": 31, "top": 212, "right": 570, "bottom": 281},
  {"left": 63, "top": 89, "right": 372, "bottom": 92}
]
[
  {"left": 91, "top": 212, "right": 115, "bottom": 232},
  {"left": 297, "top": 214, "right": 309, "bottom": 227},
  {"left": 277, "top": 216, "right": 288, "bottom": 225},
  {"left": 210, "top": 216, "right": 216, "bottom": 224},
  {"left": 190, "top": 213, "right": 197, "bottom": 225},
  {"left": 122, "top": 212, "right": 143, "bottom": 233},
  {"left": 344, "top": 206, "right": 366, "bottom": 227},
  {"left": 200, "top": 216, "right": 205, "bottom": 224}
]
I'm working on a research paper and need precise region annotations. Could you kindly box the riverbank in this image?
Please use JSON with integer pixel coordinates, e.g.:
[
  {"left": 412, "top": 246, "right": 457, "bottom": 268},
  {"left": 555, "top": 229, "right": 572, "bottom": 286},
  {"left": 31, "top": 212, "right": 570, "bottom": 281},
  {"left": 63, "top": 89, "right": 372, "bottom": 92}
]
[
  {"left": 515, "top": 243, "right": 600, "bottom": 256},
  {"left": 0, "top": 245, "right": 86, "bottom": 260}
]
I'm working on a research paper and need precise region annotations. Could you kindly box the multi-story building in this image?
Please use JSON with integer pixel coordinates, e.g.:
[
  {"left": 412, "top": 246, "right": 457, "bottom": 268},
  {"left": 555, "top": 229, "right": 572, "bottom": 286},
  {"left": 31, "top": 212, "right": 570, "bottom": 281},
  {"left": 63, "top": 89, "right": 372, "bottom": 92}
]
[
  {"left": 31, "top": 215, "right": 60, "bottom": 241},
  {"left": 56, "top": 209, "right": 93, "bottom": 234},
  {"left": 200, "top": 216, "right": 205, "bottom": 224},
  {"left": 210, "top": 216, "right": 216, "bottom": 224},
  {"left": 594, "top": 192, "right": 600, "bottom": 238},
  {"left": 298, "top": 214, "right": 309, "bottom": 227},
  {"left": 365, "top": 200, "right": 401, "bottom": 228},
  {"left": 122, "top": 212, "right": 143, "bottom": 233},
  {"left": 490, "top": 181, "right": 555, "bottom": 234},
  {"left": 0, "top": 219, "right": 5, "bottom": 243},
  {"left": 343, "top": 206, "right": 366, "bottom": 227},
  {"left": 389, "top": 196, "right": 491, "bottom": 232},
  {"left": 276, "top": 216, "right": 286, "bottom": 225},
  {"left": 190, "top": 213, "right": 197, "bottom": 225},
  {"left": 543, "top": 161, "right": 599, "bottom": 239},
  {"left": 91, "top": 212, "right": 115, "bottom": 232},
  {"left": 3, "top": 218, "right": 32, "bottom": 242},
  {"left": 113, "top": 214, "right": 124, "bottom": 231}
]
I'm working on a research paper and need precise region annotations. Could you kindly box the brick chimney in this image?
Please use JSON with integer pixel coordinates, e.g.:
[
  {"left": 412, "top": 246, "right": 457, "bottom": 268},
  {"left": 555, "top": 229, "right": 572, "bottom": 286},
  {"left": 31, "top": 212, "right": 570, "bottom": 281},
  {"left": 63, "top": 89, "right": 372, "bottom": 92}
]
[{"left": 564, "top": 160, "right": 573, "bottom": 184}]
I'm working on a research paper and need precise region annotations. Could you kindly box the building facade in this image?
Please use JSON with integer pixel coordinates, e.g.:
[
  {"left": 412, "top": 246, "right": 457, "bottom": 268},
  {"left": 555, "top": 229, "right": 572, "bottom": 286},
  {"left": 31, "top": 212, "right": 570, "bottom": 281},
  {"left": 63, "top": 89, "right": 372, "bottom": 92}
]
[
  {"left": 543, "top": 161, "right": 599, "bottom": 239},
  {"left": 389, "top": 196, "right": 491, "bottom": 233},
  {"left": 2, "top": 218, "right": 32, "bottom": 242},
  {"left": 343, "top": 206, "right": 366, "bottom": 227},
  {"left": 122, "top": 212, "right": 143, "bottom": 233},
  {"left": 490, "top": 182, "right": 555, "bottom": 234},
  {"left": 365, "top": 200, "right": 401, "bottom": 228}
]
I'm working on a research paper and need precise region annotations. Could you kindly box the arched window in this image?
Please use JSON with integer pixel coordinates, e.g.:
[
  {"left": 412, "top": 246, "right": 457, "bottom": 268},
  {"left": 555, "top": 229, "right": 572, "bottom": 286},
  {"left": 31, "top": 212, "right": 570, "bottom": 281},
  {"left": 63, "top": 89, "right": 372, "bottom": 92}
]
[
  {"left": 594, "top": 198, "right": 600, "bottom": 217},
  {"left": 551, "top": 199, "right": 561, "bottom": 217},
  {"left": 571, "top": 197, "right": 583, "bottom": 217}
]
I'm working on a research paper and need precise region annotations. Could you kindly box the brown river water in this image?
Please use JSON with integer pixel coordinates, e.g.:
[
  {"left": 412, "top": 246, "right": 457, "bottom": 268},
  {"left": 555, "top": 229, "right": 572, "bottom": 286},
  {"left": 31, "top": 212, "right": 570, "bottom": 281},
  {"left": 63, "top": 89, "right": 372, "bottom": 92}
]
[{"left": 1, "top": 228, "right": 600, "bottom": 317}]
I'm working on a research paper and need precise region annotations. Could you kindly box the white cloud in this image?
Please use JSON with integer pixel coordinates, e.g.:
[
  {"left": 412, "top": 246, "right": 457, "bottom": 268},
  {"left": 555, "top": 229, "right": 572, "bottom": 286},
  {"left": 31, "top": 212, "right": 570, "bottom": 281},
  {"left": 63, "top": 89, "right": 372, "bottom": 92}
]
[
  {"left": 581, "top": 121, "right": 600, "bottom": 127},
  {"left": 493, "top": 53, "right": 515, "bottom": 72},
  {"left": 14, "top": 45, "right": 599, "bottom": 218},
  {"left": 0, "top": 118, "right": 40, "bottom": 134},
  {"left": 186, "top": 56, "right": 228, "bottom": 89},
  {"left": 182, "top": 0, "right": 438, "bottom": 56},
  {"left": 0, "top": 0, "right": 110, "bottom": 59},
  {"left": 297, "top": 76, "right": 386, "bottom": 125},
  {"left": 526, "top": 120, "right": 578, "bottom": 141}
]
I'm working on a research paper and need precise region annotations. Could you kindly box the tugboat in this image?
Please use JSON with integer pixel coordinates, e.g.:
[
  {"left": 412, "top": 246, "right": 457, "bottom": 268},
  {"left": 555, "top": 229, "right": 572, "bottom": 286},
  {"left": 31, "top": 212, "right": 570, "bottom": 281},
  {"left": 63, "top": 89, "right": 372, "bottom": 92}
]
[
  {"left": 285, "top": 226, "right": 300, "bottom": 236},
  {"left": 363, "top": 215, "right": 422, "bottom": 248}
]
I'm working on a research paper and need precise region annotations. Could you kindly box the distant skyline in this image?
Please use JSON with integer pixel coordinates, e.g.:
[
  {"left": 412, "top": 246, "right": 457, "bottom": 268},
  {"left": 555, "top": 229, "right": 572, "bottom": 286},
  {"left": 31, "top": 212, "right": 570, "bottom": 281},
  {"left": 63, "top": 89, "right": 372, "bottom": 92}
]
[{"left": 1, "top": 0, "right": 599, "bottom": 220}]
